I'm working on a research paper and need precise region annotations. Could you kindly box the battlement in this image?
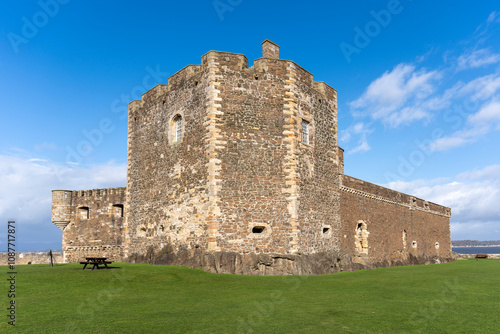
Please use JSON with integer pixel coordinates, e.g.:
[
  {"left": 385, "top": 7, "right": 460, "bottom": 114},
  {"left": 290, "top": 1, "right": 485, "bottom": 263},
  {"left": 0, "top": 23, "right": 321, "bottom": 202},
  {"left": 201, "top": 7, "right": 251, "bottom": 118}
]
[
  {"left": 313, "top": 81, "right": 337, "bottom": 104},
  {"left": 168, "top": 64, "right": 202, "bottom": 88},
  {"left": 128, "top": 40, "right": 337, "bottom": 112},
  {"left": 54, "top": 187, "right": 126, "bottom": 199},
  {"left": 51, "top": 187, "right": 126, "bottom": 231},
  {"left": 341, "top": 175, "right": 451, "bottom": 216},
  {"left": 201, "top": 50, "right": 249, "bottom": 72},
  {"left": 142, "top": 84, "right": 169, "bottom": 104}
]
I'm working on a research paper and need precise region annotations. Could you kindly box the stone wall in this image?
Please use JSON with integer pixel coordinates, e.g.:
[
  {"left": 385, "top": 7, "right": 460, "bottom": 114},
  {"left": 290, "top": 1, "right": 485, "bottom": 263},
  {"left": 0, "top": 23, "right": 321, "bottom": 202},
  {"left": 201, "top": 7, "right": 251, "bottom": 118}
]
[
  {"left": 52, "top": 188, "right": 126, "bottom": 262},
  {"left": 295, "top": 74, "right": 340, "bottom": 254},
  {"left": 0, "top": 252, "right": 63, "bottom": 265},
  {"left": 125, "top": 60, "right": 211, "bottom": 259},
  {"left": 340, "top": 175, "right": 453, "bottom": 267},
  {"left": 213, "top": 52, "right": 292, "bottom": 254}
]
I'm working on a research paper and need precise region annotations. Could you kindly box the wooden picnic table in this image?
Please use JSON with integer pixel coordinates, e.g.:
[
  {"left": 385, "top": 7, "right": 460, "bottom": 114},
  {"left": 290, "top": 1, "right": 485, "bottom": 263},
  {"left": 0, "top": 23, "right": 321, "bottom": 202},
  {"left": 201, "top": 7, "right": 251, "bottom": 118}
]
[{"left": 80, "top": 257, "right": 113, "bottom": 270}]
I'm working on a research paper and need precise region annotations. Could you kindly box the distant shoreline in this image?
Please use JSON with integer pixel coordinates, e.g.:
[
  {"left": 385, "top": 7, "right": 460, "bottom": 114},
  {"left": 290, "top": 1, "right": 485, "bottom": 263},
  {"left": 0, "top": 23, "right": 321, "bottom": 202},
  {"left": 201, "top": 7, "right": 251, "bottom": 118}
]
[
  {"left": 451, "top": 240, "right": 500, "bottom": 247},
  {"left": 452, "top": 245, "right": 500, "bottom": 247}
]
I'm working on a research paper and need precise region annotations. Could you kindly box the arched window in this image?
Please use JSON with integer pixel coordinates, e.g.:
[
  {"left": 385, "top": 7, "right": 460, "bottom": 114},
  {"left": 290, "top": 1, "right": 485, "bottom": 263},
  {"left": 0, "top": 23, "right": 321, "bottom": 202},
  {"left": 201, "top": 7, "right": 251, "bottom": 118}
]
[
  {"left": 173, "top": 115, "right": 182, "bottom": 142},
  {"left": 355, "top": 221, "right": 369, "bottom": 254}
]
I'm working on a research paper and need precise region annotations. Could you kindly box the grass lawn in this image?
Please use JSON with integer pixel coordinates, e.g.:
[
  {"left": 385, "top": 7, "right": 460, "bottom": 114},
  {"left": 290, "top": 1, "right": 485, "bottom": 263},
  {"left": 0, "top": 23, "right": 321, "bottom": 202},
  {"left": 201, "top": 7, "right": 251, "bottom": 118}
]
[{"left": 1, "top": 259, "right": 499, "bottom": 333}]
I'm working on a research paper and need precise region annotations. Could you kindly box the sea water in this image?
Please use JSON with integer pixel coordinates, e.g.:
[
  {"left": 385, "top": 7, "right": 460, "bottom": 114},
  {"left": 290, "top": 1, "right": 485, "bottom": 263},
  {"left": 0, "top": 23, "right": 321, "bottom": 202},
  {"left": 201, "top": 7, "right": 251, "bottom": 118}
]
[{"left": 452, "top": 246, "right": 500, "bottom": 254}]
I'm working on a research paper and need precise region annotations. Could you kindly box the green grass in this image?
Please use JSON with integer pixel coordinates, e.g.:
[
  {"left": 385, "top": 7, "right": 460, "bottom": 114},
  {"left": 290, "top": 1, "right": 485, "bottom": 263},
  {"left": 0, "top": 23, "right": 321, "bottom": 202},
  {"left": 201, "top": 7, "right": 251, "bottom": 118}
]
[{"left": 2, "top": 259, "right": 499, "bottom": 333}]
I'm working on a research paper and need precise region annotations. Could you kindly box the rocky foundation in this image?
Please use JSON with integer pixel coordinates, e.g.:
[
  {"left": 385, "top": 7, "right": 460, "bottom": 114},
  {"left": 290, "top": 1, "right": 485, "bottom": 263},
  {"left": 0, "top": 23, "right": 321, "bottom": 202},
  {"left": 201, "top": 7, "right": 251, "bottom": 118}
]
[{"left": 128, "top": 244, "right": 454, "bottom": 275}]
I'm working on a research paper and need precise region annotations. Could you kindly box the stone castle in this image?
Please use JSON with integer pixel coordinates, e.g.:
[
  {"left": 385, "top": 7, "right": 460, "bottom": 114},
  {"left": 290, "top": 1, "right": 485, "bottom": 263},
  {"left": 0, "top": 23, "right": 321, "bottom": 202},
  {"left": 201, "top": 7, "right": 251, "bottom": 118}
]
[{"left": 52, "top": 40, "right": 453, "bottom": 274}]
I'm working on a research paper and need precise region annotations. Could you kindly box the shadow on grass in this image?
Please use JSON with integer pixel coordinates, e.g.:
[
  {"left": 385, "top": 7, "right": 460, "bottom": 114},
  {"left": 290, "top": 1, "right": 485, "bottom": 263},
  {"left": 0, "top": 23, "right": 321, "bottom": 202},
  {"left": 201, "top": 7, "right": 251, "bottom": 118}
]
[{"left": 78, "top": 266, "right": 122, "bottom": 271}]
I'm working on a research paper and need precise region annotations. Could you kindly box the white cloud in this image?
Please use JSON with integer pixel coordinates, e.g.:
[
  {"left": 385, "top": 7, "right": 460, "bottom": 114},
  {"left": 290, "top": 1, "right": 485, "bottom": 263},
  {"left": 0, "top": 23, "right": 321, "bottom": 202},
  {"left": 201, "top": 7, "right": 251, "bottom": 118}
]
[
  {"left": 455, "top": 73, "right": 500, "bottom": 101},
  {"left": 468, "top": 99, "right": 500, "bottom": 124},
  {"left": 428, "top": 124, "right": 490, "bottom": 151},
  {"left": 385, "top": 106, "right": 430, "bottom": 126},
  {"left": 340, "top": 122, "right": 374, "bottom": 154},
  {"left": 339, "top": 129, "right": 352, "bottom": 143},
  {"left": 384, "top": 165, "right": 500, "bottom": 240},
  {"left": 349, "top": 140, "right": 370, "bottom": 154},
  {"left": 457, "top": 48, "right": 500, "bottom": 70},
  {"left": 404, "top": 68, "right": 500, "bottom": 120},
  {"left": 487, "top": 11, "right": 500, "bottom": 24},
  {"left": 457, "top": 164, "right": 500, "bottom": 181},
  {"left": 0, "top": 154, "right": 126, "bottom": 226},
  {"left": 428, "top": 98, "right": 499, "bottom": 152},
  {"left": 349, "top": 63, "right": 441, "bottom": 127},
  {"left": 347, "top": 11, "right": 500, "bottom": 153},
  {"left": 428, "top": 136, "right": 470, "bottom": 152},
  {"left": 474, "top": 11, "right": 500, "bottom": 38},
  {"left": 383, "top": 177, "right": 449, "bottom": 194}
]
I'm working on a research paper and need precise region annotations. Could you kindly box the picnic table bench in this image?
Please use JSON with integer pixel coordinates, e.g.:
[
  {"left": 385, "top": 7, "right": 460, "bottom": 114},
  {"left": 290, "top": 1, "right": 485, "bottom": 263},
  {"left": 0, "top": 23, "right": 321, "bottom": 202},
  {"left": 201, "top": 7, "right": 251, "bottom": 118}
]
[
  {"left": 80, "top": 257, "right": 112, "bottom": 270},
  {"left": 475, "top": 254, "right": 488, "bottom": 259}
]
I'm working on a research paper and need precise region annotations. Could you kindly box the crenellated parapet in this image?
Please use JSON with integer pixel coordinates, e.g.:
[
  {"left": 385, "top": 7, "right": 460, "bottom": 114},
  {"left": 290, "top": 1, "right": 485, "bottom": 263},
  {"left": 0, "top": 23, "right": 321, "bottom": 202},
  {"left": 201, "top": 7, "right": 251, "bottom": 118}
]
[
  {"left": 168, "top": 64, "right": 202, "bottom": 88},
  {"left": 127, "top": 40, "right": 337, "bottom": 117},
  {"left": 341, "top": 175, "right": 451, "bottom": 216},
  {"left": 71, "top": 187, "right": 126, "bottom": 198},
  {"left": 51, "top": 187, "right": 126, "bottom": 231}
]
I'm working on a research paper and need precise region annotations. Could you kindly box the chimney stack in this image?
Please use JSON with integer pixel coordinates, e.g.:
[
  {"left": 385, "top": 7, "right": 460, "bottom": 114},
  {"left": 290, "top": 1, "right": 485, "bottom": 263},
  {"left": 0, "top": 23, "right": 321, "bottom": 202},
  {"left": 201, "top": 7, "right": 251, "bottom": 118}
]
[{"left": 262, "top": 39, "right": 280, "bottom": 59}]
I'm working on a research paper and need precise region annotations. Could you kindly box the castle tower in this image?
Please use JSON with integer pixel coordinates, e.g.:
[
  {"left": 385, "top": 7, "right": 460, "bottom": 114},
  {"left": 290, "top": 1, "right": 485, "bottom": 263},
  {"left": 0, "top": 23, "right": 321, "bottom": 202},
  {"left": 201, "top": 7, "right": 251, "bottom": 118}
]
[
  {"left": 52, "top": 188, "right": 127, "bottom": 263},
  {"left": 125, "top": 40, "right": 341, "bottom": 266},
  {"left": 51, "top": 190, "right": 73, "bottom": 231}
]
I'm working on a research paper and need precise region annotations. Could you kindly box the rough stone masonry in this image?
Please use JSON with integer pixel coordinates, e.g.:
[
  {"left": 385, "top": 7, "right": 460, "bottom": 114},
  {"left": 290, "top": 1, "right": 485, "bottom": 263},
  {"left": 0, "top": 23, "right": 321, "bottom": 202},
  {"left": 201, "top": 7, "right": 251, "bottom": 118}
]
[{"left": 51, "top": 40, "right": 453, "bottom": 274}]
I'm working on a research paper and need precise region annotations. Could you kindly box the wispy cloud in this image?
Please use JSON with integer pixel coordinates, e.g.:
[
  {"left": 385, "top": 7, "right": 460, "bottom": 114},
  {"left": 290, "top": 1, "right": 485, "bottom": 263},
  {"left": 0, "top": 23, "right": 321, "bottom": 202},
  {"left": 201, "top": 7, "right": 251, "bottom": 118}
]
[
  {"left": 385, "top": 165, "right": 500, "bottom": 239},
  {"left": 457, "top": 164, "right": 500, "bottom": 181},
  {"left": 457, "top": 48, "right": 500, "bottom": 71},
  {"left": 429, "top": 98, "right": 499, "bottom": 152},
  {"left": 340, "top": 122, "right": 374, "bottom": 154},
  {"left": 349, "top": 64, "right": 441, "bottom": 127},
  {"left": 468, "top": 99, "right": 500, "bottom": 124},
  {"left": 428, "top": 124, "right": 490, "bottom": 151},
  {"left": 453, "top": 73, "right": 500, "bottom": 101},
  {"left": 487, "top": 11, "right": 500, "bottom": 23},
  {"left": 347, "top": 11, "right": 500, "bottom": 154},
  {"left": 474, "top": 11, "right": 500, "bottom": 38},
  {"left": 0, "top": 154, "right": 126, "bottom": 225}
]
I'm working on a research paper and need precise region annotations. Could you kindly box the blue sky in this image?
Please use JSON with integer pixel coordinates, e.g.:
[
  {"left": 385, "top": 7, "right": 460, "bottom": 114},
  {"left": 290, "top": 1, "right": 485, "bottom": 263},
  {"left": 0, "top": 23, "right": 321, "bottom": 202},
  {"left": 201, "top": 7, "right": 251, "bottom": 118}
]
[{"left": 1, "top": 0, "right": 499, "bottom": 250}]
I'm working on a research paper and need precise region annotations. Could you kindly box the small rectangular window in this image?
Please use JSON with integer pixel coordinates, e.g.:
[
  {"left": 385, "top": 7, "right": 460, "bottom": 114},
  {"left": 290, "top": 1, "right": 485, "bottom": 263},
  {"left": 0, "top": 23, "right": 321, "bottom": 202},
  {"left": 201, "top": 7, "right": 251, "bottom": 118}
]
[
  {"left": 113, "top": 204, "right": 124, "bottom": 218},
  {"left": 302, "top": 120, "right": 309, "bottom": 145},
  {"left": 79, "top": 207, "right": 89, "bottom": 220}
]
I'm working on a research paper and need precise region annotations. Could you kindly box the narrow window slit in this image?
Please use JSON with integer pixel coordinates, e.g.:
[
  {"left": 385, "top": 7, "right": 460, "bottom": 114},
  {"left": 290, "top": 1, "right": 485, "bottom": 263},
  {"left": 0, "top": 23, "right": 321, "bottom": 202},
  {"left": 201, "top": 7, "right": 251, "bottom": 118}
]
[
  {"left": 252, "top": 226, "right": 265, "bottom": 234},
  {"left": 302, "top": 120, "right": 310, "bottom": 145}
]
